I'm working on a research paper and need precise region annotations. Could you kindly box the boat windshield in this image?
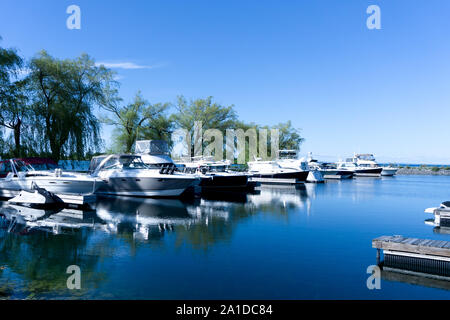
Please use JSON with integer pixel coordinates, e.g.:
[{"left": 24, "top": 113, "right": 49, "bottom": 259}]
[
  {"left": 0, "top": 160, "right": 34, "bottom": 177},
  {"left": 357, "top": 154, "right": 375, "bottom": 161},
  {"left": 206, "top": 165, "right": 227, "bottom": 172},
  {"left": 278, "top": 150, "right": 298, "bottom": 159},
  {"left": 14, "top": 160, "right": 34, "bottom": 172},
  {"left": 102, "top": 156, "right": 149, "bottom": 170}
]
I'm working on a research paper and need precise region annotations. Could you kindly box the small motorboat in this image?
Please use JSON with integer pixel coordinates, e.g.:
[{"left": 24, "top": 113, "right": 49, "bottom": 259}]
[
  {"left": 306, "top": 152, "right": 353, "bottom": 179},
  {"left": 0, "top": 159, "right": 103, "bottom": 199}
]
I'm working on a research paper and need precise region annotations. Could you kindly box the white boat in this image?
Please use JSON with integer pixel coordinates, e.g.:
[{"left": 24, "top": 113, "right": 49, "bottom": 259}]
[
  {"left": 380, "top": 167, "right": 398, "bottom": 176},
  {"left": 276, "top": 150, "right": 322, "bottom": 182},
  {"left": 336, "top": 155, "right": 383, "bottom": 176},
  {"left": 0, "top": 159, "right": 102, "bottom": 198},
  {"left": 352, "top": 153, "right": 397, "bottom": 176},
  {"left": 306, "top": 152, "right": 353, "bottom": 179},
  {"left": 175, "top": 156, "right": 251, "bottom": 191},
  {"left": 135, "top": 140, "right": 250, "bottom": 192},
  {"left": 91, "top": 154, "right": 198, "bottom": 197},
  {"left": 247, "top": 155, "right": 309, "bottom": 182}
]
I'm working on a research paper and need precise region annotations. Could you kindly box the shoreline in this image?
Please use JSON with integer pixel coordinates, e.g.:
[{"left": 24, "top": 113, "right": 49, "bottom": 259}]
[{"left": 396, "top": 167, "right": 450, "bottom": 176}]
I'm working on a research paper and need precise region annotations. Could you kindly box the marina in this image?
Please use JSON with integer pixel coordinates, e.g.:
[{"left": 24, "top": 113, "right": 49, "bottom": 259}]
[
  {"left": 1, "top": 1, "right": 449, "bottom": 306},
  {"left": 1, "top": 175, "right": 449, "bottom": 299}
]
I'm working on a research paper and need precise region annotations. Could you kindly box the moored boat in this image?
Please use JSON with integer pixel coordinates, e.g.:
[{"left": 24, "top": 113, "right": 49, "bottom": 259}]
[
  {"left": 0, "top": 159, "right": 102, "bottom": 198},
  {"left": 247, "top": 157, "right": 309, "bottom": 182},
  {"left": 276, "top": 150, "right": 322, "bottom": 183},
  {"left": 90, "top": 154, "right": 198, "bottom": 197}
]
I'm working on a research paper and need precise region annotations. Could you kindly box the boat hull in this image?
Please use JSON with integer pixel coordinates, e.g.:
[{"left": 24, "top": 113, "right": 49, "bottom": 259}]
[
  {"left": 354, "top": 168, "right": 383, "bottom": 175},
  {"left": 199, "top": 174, "right": 248, "bottom": 189},
  {"left": 251, "top": 171, "right": 309, "bottom": 182},
  {"left": 307, "top": 170, "right": 324, "bottom": 183},
  {"left": 381, "top": 168, "right": 398, "bottom": 176},
  {"left": 0, "top": 176, "right": 99, "bottom": 198},
  {"left": 96, "top": 176, "right": 196, "bottom": 197}
]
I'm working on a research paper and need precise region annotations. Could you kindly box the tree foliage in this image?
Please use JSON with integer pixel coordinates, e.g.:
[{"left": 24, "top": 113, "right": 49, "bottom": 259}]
[
  {"left": 0, "top": 39, "right": 30, "bottom": 156},
  {"left": 28, "top": 51, "right": 116, "bottom": 161},
  {"left": 268, "top": 120, "right": 304, "bottom": 150},
  {"left": 171, "top": 96, "right": 237, "bottom": 157},
  {"left": 102, "top": 91, "right": 173, "bottom": 153}
]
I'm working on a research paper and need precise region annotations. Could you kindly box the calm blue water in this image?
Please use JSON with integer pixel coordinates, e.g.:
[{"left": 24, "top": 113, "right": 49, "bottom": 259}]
[{"left": 1, "top": 175, "right": 450, "bottom": 299}]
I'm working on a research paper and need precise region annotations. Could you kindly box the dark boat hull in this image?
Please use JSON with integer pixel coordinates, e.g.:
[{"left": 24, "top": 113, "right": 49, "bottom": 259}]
[
  {"left": 251, "top": 171, "right": 309, "bottom": 182},
  {"left": 336, "top": 170, "right": 354, "bottom": 178},
  {"left": 199, "top": 174, "right": 249, "bottom": 189},
  {"left": 354, "top": 168, "right": 383, "bottom": 175}
]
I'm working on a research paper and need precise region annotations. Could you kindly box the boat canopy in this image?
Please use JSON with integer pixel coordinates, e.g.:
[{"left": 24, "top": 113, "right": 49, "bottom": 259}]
[
  {"left": 89, "top": 155, "right": 149, "bottom": 174},
  {"left": 135, "top": 140, "right": 170, "bottom": 155}
]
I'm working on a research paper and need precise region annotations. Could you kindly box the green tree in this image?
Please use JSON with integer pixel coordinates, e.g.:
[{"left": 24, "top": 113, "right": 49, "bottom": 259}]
[
  {"left": 171, "top": 96, "right": 237, "bottom": 157},
  {"left": 0, "top": 38, "right": 30, "bottom": 157},
  {"left": 272, "top": 120, "right": 304, "bottom": 150},
  {"left": 230, "top": 120, "right": 304, "bottom": 163},
  {"left": 28, "top": 51, "right": 116, "bottom": 161},
  {"left": 102, "top": 91, "right": 172, "bottom": 153}
]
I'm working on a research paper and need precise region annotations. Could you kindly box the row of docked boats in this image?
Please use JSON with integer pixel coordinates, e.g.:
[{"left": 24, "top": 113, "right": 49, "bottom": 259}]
[{"left": 0, "top": 140, "right": 397, "bottom": 202}]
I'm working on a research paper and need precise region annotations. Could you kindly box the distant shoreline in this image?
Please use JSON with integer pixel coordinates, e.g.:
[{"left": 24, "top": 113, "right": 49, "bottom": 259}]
[{"left": 396, "top": 167, "right": 450, "bottom": 176}]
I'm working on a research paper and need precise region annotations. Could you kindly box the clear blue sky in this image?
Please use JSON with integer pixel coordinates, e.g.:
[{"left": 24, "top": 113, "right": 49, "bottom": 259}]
[{"left": 1, "top": 0, "right": 450, "bottom": 163}]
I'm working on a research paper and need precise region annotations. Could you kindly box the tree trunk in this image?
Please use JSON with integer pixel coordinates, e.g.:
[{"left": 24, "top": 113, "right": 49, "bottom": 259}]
[{"left": 13, "top": 119, "right": 21, "bottom": 157}]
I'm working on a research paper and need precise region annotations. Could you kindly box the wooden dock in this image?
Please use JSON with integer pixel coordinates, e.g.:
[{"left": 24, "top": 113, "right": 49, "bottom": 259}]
[
  {"left": 372, "top": 235, "right": 450, "bottom": 278},
  {"left": 249, "top": 177, "right": 304, "bottom": 185}
]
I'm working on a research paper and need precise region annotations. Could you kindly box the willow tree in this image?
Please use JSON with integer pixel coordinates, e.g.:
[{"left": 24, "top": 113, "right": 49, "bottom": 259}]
[
  {"left": 28, "top": 51, "right": 116, "bottom": 161},
  {"left": 102, "top": 91, "right": 172, "bottom": 153},
  {"left": 0, "top": 38, "right": 30, "bottom": 157}
]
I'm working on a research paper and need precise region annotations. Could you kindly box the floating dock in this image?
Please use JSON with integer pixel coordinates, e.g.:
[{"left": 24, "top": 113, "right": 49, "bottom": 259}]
[
  {"left": 372, "top": 235, "right": 450, "bottom": 278},
  {"left": 249, "top": 177, "right": 304, "bottom": 185}
]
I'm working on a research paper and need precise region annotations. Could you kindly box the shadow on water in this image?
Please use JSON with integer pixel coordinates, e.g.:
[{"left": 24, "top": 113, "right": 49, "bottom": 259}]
[{"left": 0, "top": 186, "right": 312, "bottom": 299}]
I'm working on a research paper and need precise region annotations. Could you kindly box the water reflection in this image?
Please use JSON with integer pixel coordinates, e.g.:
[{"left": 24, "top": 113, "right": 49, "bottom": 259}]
[
  {"left": 0, "top": 187, "right": 312, "bottom": 298},
  {"left": 247, "top": 185, "right": 312, "bottom": 215},
  {"left": 381, "top": 269, "right": 450, "bottom": 291}
]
